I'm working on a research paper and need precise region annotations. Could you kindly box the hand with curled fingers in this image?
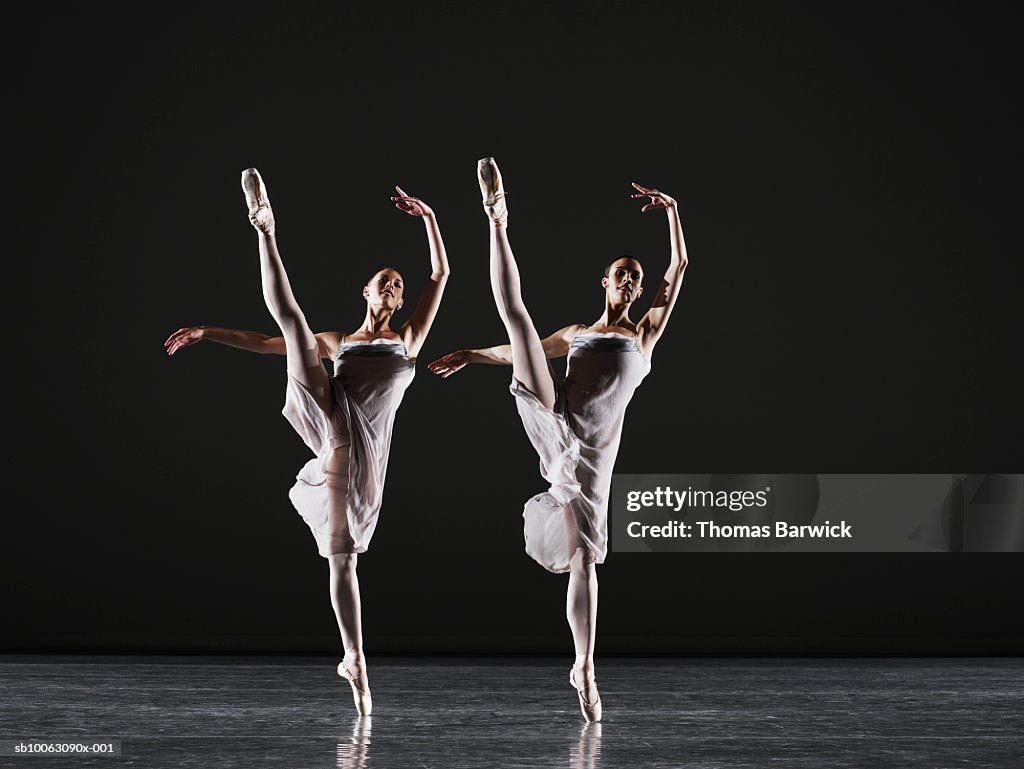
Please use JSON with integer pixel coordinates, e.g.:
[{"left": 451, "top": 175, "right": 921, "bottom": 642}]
[
  {"left": 164, "top": 326, "right": 207, "bottom": 356},
  {"left": 391, "top": 186, "right": 435, "bottom": 218},
  {"left": 427, "top": 350, "right": 471, "bottom": 378},
  {"left": 630, "top": 182, "right": 676, "bottom": 212}
]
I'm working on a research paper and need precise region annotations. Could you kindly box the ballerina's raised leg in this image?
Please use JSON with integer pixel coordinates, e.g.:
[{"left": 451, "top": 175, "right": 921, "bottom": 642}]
[
  {"left": 243, "top": 168, "right": 371, "bottom": 715},
  {"left": 479, "top": 158, "right": 556, "bottom": 410},
  {"left": 477, "top": 158, "right": 601, "bottom": 721}
]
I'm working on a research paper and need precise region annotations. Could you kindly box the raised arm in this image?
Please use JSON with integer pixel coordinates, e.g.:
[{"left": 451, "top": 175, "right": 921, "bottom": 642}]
[
  {"left": 390, "top": 187, "right": 450, "bottom": 359},
  {"left": 164, "top": 326, "right": 341, "bottom": 359},
  {"left": 427, "top": 324, "right": 584, "bottom": 378},
  {"left": 631, "top": 182, "right": 688, "bottom": 354}
]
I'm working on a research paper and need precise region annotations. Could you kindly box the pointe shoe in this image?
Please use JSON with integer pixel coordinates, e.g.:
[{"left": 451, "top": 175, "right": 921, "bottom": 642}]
[
  {"left": 240, "top": 167, "right": 274, "bottom": 232},
  {"left": 477, "top": 157, "right": 508, "bottom": 224},
  {"left": 338, "top": 655, "right": 373, "bottom": 716},
  {"left": 570, "top": 666, "right": 602, "bottom": 723}
]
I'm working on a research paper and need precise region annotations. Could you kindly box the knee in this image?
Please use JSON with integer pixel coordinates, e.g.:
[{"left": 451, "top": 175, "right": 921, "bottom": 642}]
[
  {"left": 328, "top": 552, "right": 358, "bottom": 574},
  {"left": 569, "top": 547, "right": 597, "bottom": 577}
]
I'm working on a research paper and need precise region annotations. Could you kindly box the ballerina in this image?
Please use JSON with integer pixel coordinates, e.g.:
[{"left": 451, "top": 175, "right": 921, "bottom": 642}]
[
  {"left": 428, "top": 158, "right": 688, "bottom": 722},
  {"left": 165, "top": 168, "right": 450, "bottom": 715}
]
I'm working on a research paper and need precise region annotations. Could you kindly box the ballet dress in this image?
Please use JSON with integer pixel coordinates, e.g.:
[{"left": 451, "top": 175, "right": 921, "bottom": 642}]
[
  {"left": 511, "top": 331, "right": 650, "bottom": 573},
  {"left": 282, "top": 338, "right": 414, "bottom": 556}
]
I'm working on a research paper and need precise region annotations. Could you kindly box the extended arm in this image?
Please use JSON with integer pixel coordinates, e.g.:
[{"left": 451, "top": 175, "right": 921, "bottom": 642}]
[
  {"left": 428, "top": 324, "right": 583, "bottom": 378},
  {"left": 632, "top": 183, "right": 688, "bottom": 353},
  {"left": 392, "top": 187, "right": 450, "bottom": 359},
  {"left": 164, "top": 326, "right": 339, "bottom": 359}
]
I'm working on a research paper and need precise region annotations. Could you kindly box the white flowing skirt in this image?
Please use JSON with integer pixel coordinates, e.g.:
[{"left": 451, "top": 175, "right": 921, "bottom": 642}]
[
  {"left": 282, "top": 374, "right": 388, "bottom": 557},
  {"left": 510, "top": 378, "right": 608, "bottom": 573}
]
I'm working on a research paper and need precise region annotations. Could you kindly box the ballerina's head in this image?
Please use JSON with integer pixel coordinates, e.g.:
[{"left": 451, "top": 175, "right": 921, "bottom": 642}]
[
  {"left": 363, "top": 268, "right": 405, "bottom": 312},
  {"left": 601, "top": 256, "right": 644, "bottom": 305}
]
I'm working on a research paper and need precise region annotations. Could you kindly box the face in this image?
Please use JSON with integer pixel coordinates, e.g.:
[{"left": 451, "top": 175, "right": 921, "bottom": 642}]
[
  {"left": 363, "top": 269, "right": 404, "bottom": 310},
  {"left": 602, "top": 258, "right": 644, "bottom": 303}
]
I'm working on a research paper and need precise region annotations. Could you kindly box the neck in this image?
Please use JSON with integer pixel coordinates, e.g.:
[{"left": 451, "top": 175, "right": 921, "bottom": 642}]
[
  {"left": 596, "top": 300, "right": 632, "bottom": 329},
  {"left": 360, "top": 306, "right": 395, "bottom": 335}
]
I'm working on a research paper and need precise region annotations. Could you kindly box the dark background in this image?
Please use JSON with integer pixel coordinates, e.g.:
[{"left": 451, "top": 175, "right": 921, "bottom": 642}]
[{"left": 6, "top": 3, "right": 1021, "bottom": 655}]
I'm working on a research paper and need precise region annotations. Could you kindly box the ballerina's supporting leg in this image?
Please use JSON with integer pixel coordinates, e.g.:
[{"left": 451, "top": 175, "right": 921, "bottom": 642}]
[
  {"left": 325, "top": 451, "right": 361, "bottom": 644},
  {"left": 330, "top": 546, "right": 371, "bottom": 715},
  {"left": 567, "top": 550, "right": 599, "bottom": 678},
  {"left": 565, "top": 509, "right": 601, "bottom": 720},
  {"left": 329, "top": 551, "right": 363, "bottom": 651},
  {"left": 325, "top": 449, "right": 371, "bottom": 714}
]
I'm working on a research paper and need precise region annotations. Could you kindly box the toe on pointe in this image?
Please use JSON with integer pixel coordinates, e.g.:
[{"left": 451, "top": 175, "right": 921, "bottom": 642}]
[
  {"left": 570, "top": 667, "right": 602, "bottom": 723},
  {"left": 240, "top": 167, "right": 270, "bottom": 214},
  {"left": 477, "top": 157, "right": 507, "bottom": 222},
  {"left": 477, "top": 157, "right": 502, "bottom": 204},
  {"left": 338, "top": 659, "right": 373, "bottom": 717}
]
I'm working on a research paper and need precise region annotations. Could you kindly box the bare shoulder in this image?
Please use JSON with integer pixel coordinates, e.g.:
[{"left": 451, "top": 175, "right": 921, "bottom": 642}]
[
  {"left": 549, "top": 323, "right": 589, "bottom": 346},
  {"left": 540, "top": 323, "right": 587, "bottom": 359},
  {"left": 562, "top": 323, "right": 588, "bottom": 341},
  {"left": 314, "top": 331, "right": 347, "bottom": 359}
]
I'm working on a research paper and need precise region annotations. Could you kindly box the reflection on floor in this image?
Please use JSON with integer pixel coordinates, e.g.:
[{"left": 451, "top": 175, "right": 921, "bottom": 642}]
[{"left": 1, "top": 657, "right": 1022, "bottom": 768}]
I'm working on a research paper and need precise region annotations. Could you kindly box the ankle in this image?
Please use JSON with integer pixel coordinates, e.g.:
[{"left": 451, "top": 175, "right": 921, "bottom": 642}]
[{"left": 573, "top": 656, "right": 595, "bottom": 677}]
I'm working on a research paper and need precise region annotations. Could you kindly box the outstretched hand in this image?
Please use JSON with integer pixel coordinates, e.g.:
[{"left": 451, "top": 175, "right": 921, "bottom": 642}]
[
  {"left": 164, "top": 326, "right": 206, "bottom": 356},
  {"left": 391, "top": 186, "right": 435, "bottom": 217},
  {"left": 427, "top": 350, "right": 471, "bottom": 378},
  {"left": 631, "top": 182, "right": 676, "bottom": 212}
]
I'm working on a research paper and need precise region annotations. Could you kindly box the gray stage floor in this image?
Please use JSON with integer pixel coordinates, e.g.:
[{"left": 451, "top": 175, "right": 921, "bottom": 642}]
[{"left": 1, "top": 657, "right": 1021, "bottom": 768}]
